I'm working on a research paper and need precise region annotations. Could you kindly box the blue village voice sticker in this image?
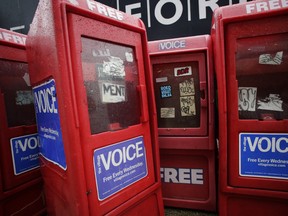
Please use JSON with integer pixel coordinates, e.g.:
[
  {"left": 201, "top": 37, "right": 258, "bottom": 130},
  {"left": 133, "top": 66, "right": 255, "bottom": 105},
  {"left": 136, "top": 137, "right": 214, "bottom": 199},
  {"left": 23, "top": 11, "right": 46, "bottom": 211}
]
[
  {"left": 239, "top": 133, "right": 288, "bottom": 179},
  {"left": 160, "top": 85, "right": 172, "bottom": 98},
  {"left": 33, "top": 79, "right": 67, "bottom": 170},
  {"left": 93, "top": 136, "right": 148, "bottom": 200},
  {"left": 10, "top": 134, "right": 40, "bottom": 175}
]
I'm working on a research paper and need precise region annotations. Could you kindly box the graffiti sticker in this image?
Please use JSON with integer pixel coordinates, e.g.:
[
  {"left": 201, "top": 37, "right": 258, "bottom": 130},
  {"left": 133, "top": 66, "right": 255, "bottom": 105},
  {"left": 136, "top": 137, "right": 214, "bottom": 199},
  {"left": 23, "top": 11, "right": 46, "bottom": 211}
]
[
  {"left": 259, "top": 51, "right": 283, "bottom": 65},
  {"left": 258, "top": 94, "right": 283, "bottom": 111},
  {"left": 179, "top": 79, "right": 196, "bottom": 116},
  {"left": 179, "top": 79, "right": 195, "bottom": 97},
  {"left": 98, "top": 56, "right": 126, "bottom": 79},
  {"left": 180, "top": 96, "right": 196, "bottom": 116},
  {"left": 238, "top": 87, "right": 257, "bottom": 111}
]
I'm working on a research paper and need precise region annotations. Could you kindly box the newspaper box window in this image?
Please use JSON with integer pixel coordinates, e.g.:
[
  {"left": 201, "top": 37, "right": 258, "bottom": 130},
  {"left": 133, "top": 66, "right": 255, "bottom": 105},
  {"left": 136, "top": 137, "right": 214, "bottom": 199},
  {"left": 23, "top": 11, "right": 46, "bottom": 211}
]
[
  {"left": 153, "top": 61, "right": 201, "bottom": 129},
  {"left": 0, "top": 60, "right": 35, "bottom": 127},
  {"left": 0, "top": 59, "right": 39, "bottom": 176},
  {"left": 81, "top": 38, "right": 141, "bottom": 134},
  {"left": 236, "top": 34, "right": 288, "bottom": 121}
]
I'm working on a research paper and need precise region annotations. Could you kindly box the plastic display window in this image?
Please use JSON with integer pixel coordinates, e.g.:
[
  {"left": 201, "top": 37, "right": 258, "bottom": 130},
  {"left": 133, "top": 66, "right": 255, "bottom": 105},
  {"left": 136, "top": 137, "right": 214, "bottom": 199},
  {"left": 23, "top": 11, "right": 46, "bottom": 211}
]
[
  {"left": 153, "top": 61, "right": 201, "bottom": 128},
  {"left": 81, "top": 37, "right": 141, "bottom": 134},
  {"left": 0, "top": 59, "right": 35, "bottom": 127},
  {"left": 236, "top": 33, "right": 288, "bottom": 120}
]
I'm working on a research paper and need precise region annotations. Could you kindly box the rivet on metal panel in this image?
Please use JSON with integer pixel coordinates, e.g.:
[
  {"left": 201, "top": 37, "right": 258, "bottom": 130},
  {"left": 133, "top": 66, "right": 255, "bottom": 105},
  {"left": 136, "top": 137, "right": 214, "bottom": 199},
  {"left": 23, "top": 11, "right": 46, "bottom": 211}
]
[{"left": 86, "top": 189, "right": 92, "bottom": 196}]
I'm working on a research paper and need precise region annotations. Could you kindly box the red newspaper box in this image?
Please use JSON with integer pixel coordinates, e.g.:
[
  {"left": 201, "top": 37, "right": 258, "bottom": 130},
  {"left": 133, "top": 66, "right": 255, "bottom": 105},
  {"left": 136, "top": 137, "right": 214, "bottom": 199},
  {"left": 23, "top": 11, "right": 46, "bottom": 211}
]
[
  {"left": 0, "top": 28, "right": 45, "bottom": 215},
  {"left": 27, "top": 0, "right": 164, "bottom": 215},
  {"left": 212, "top": 1, "right": 288, "bottom": 215},
  {"left": 149, "top": 35, "right": 216, "bottom": 211}
]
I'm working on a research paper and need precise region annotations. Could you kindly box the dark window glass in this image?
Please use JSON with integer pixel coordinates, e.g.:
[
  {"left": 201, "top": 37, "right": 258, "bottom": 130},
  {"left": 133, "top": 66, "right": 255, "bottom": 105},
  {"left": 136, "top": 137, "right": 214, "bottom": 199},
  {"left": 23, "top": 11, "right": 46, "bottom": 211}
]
[
  {"left": 0, "top": 59, "right": 35, "bottom": 127},
  {"left": 153, "top": 61, "right": 200, "bottom": 128},
  {"left": 236, "top": 34, "right": 288, "bottom": 120}
]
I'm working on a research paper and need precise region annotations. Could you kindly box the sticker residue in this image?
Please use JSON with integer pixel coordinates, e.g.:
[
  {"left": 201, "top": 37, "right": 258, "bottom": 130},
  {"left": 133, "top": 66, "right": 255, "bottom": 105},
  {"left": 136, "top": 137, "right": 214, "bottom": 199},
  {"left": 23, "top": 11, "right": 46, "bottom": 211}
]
[
  {"left": 16, "top": 90, "right": 34, "bottom": 105},
  {"left": 156, "top": 77, "right": 168, "bottom": 83},
  {"left": 161, "top": 107, "right": 175, "bottom": 118}
]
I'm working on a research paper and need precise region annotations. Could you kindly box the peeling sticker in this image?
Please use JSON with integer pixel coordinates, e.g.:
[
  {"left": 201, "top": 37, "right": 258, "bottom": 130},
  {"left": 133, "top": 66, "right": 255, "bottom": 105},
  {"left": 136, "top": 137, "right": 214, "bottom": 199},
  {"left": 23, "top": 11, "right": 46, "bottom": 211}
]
[
  {"left": 179, "top": 79, "right": 195, "bottom": 97},
  {"left": 238, "top": 87, "right": 257, "bottom": 111},
  {"left": 22, "top": 73, "right": 31, "bottom": 86},
  {"left": 160, "top": 85, "right": 172, "bottom": 98},
  {"left": 101, "top": 82, "right": 126, "bottom": 103},
  {"left": 180, "top": 96, "right": 196, "bottom": 116},
  {"left": 161, "top": 108, "right": 175, "bottom": 118},
  {"left": 258, "top": 94, "right": 283, "bottom": 112},
  {"left": 174, "top": 66, "right": 192, "bottom": 77},
  {"left": 101, "top": 56, "right": 125, "bottom": 78},
  {"left": 259, "top": 51, "right": 283, "bottom": 65},
  {"left": 156, "top": 77, "right": 168, "bottom": 83}
]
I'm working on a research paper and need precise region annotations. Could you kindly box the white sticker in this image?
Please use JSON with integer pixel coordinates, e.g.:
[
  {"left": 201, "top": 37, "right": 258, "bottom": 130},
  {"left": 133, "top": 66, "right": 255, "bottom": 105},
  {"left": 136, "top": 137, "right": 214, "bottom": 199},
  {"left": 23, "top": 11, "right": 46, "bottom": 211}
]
[
  {"left": 238, "top": 87, "right": 257, "bottom": 111},
  {"left": 125, "top": 52, "right": 134, "bottom": 62},
  {"left": 156, "top": 77, "right": 168, "bottom": 83},
  {"left": 102, "top": 56, "right": 125, "bottom": 78},
  {"left": 160, "top": 108, "right": 175, "bottom": 118},
  {"left": 179, "top": 79, "right": 195, "bottom": 97},
  {"left": 258, "top": 94, "right": 283, "bottom": 112},
  {"left": 259, "top": 51, "right": 283, "bottom": 65},
  {"left": 101, "top": 82, "right": 126, "bottom": 103},
  {"left": 174, "top": 66, "right": 192, "bottom": 77},
  {"left": 180, "top": 96, "right": 196, "bottom": 116}
]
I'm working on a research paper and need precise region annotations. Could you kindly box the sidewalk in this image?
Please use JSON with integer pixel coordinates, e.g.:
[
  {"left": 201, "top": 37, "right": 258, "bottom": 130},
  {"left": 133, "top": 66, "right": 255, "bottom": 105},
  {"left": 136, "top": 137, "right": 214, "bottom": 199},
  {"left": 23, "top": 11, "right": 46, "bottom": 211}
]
[{"left": 165, "top": 207, "right": 218, "bottom": 216}]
